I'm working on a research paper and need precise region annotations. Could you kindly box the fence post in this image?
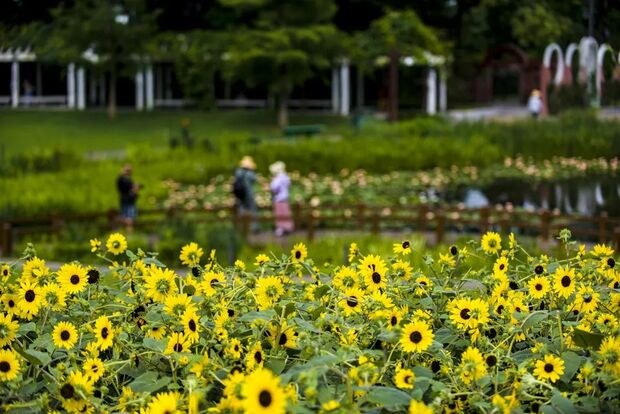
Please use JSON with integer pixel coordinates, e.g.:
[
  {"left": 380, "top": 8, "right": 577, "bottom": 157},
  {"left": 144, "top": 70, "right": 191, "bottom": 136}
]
[
  {"left": 356, "top": 203, "right": 366, "bottom": 230},
  {"left": 598, "top": 211, "right": 608, "bottom": 242},
  {"left": 307, "top": 210, "right": 316, "bottom": 241},
  {"left": 371, "top": 208, "right": 380, "bottom": 234},
  {"left": 418, "top": 204, "right": 428, "bottom": 232},
  {"left": 479, "top": 207, "right": 490, "bottom": 234},
  {"left": 614, "top": 227, "right": 620, "bottom": 252},
  {"left": 1, "top": 222, "right": 12, "bottom": 257},
  {"left": 436, "top": 210, "right": 445, "bottom": 244},
  {"left": 540, "top": 209, "right": 551, "bottom": 242},
  {"left": 292, "top": 202, "right": 302, "bottom": 232}
]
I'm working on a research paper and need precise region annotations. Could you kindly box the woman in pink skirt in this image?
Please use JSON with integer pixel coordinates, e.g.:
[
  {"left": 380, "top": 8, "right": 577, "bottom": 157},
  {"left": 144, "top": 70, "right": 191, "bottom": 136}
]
[{"left": 270, "top": 161, "right": 295, "bottom": 236}]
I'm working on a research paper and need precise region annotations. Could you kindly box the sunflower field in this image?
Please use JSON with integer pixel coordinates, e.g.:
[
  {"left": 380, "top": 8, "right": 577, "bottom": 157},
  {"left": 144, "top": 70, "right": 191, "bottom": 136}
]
[{"left": 0, "top": 230, "right": 619, "bottom": 413}]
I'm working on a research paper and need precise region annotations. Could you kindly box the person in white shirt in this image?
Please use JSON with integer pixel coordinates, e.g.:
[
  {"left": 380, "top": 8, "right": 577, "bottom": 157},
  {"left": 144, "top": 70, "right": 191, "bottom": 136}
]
[{"left": 527, "top": 89, "right": 543, "bottom": 119}]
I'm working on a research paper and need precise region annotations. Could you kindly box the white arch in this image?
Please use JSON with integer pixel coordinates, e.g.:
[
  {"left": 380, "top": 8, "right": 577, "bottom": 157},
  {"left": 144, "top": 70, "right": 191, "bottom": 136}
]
[
  {"left": 597, "top": 44, "right": 616, "bottom": 92},
  {"left": 543, "top": 43, "right": 564, "bottom": 85},
  {"left": 579, "top": 36, "right": 598, "bottom": 75},
  {"left": 565, "top": 43, "right": 578, "bottom": 67}
]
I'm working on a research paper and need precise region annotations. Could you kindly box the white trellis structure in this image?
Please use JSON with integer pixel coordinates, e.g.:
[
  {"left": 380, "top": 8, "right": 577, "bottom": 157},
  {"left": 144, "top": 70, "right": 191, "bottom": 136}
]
[
  {"left": 540, "top": 37, "right": 619, "bottom": 115},
  {"left": 330, "top": 51, "right": 448, "bottom": 116}
]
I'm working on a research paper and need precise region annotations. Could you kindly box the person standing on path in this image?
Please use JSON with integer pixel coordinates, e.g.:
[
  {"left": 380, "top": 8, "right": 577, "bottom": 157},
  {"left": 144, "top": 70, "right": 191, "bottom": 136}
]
[
  {"left": 527, "top": 89, "right": 542, "bottom": 119},
  {"left": 233, "top": 156, "right": 259, "bottom": 233},
  {"left": 117, "top": 164, "right": 139, "bottom": 232},
  {"left": 270, "top": 161, "right": 294, "bottom": 237}
]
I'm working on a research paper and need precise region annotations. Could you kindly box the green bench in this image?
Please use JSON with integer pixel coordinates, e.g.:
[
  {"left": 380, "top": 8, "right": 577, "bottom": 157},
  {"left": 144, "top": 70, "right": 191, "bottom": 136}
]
[{"left": 282, "top": 124, "right": 325, "bottom": 139}]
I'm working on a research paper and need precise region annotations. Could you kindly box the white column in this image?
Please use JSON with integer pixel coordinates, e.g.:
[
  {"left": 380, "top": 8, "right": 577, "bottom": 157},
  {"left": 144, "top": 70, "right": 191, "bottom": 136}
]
[
  {"left": 331, "top": 67, "right": 339, "bottom": 114},
  {"left": 77, "top": 66, "right": 86, "bottom": 110},
  {"left": 439, "top": 69, "right": 447, "bottom": 113},
  {"left": 340, "top": 59, "right": 350, "bottom": 116},
  {"left": 135, "top": 68, "right": 144, "bottom": 110},
  {"left": 11, "top": 61, "right": 19, "bottom": 108},
  {"left": 67, "top": 63, "right": 76, "bottom": 109},
  {"left": 426, "top": 67, "right": 437, "bottom": 115},
  {"left": 145, "top": 65, "right": 154, "bottom": 110}
]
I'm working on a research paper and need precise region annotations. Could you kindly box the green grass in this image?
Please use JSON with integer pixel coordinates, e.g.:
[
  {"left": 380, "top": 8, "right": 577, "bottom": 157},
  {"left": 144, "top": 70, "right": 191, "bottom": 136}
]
[{"left": 0, "top": 109, "right": 350, "bottom": 154}]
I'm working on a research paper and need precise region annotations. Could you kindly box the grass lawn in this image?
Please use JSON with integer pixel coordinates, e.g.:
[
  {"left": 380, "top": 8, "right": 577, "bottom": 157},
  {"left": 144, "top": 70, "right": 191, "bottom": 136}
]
[{"left": 0, "top": 109, "right": 350, "bottom": 154}]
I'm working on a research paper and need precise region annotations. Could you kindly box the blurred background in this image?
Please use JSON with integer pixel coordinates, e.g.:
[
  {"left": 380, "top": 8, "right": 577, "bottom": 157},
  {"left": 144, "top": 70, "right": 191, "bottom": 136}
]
[{"left": 1, "top": 0, "right": 619, "bottom": 266}]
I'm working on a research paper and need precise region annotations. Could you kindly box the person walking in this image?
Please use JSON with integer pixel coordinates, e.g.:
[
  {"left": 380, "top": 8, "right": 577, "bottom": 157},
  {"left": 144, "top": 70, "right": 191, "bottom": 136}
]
[
  {"left": 527, "top": 89, "right": 542, "bottom": 119},
  {"left": 233, "top": 156, "right": 259, "bottom": 233},
  {"left": 269, "top": 161, "right": 294, "bottom": 237},
  {"left": 117, "top": 164, "right": 139, "bottom": 232}
]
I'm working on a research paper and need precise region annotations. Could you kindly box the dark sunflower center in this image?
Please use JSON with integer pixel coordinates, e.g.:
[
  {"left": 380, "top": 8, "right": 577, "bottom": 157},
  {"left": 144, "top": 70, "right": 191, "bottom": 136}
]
[
  {"left": 70, "top": 275, "right": 80, "bottom": 285},
  {"left": 584, "top": 296, "right": 592, "bottom": 304},
  {"left": 279, "top": 333, "right": 287, "bottom": 346},
  {"left": 544, "top": 363, "right": 554, "bottom": 373},
  {"left": 87, "top": 269, "right": 100, "bottom": 284},
  {"left": 404, "top": 374, "right": 412, "bottom": 384},
  {"left": 210, "top": 279, "right": 218, "bottom": 288},
  {"left": 188, "top": 319, "right": 197, "bottom": 332},
  {"left": 259, "top": 390, "right": 272, "bottom": 407},
  {"left": 228, "top": 309, "right": 235, "bottom": 317},
  {"left": 254, "top": 351, "right": 262, "bottom": 363},
  {"left": 499, "top": 264, "right": 505, "bottom": 270},
  {"left": 101, "top": 327, "right": 109, "bottom": 339},
  {"left": 561, "top": 276, "right": 571, "bottom": 287},
  {"left": 497, "top": 305, "right": 504, "bottom": 314},
  {"left": 419, "top": 280, "right": 427, "bottom": 286},
  {"left": 61, "top": 330, "right": 70, "bottom": 341},
  {"left": 450, "top": 246, "right": 458, "bottom": 255},
  {"left": 486, "top": 355, "right": 497, "bottom": 367},
  {"left": 535, "top": 283, "right": 543, "bottom": 291},
  {"left": 460, "top": 308, "right": 471, "bottom": 320},
  {"left": 174, "top": 342, "right": 183, "bottom": 352},
  {"left": 346, "top": 297, "right": 358, "bottom": 307},
  {"left": 372, "top": 272, "right": 381, "bottom": 284},
  {"left": 0, "top": 361, "right": 10, "bottom": 372},
  {"left": 409, "top": 331, "right": 422, "bottom": 344},
  {"left": 608, "top": 258, "right": 616, "bottom": 268},
  {"left": 295, "top": 251, "right": 302, "bottom": 259},
  {"left": 402, "top": 241, "right": 410, "bottom": 249},
  {"left": 390, "top": 316, "right": 397, "bottom": 326},
  {"left": 60, "top": 383, "right": 75, "bottom": 399},
  {"left": 113, "top": 241, "right": 120, "bottom": 248},
  {"left": 8, "top": 299, "right": 15, "bottom": 307},
  {"left": 25, "top": 290, "right": 35, "bottom": 302},
  {"left": 535, "top": 265, "right": 544, "bottom": 274},
  {"left": 2, "top": 269, "right": 8, "bottom": 276}
]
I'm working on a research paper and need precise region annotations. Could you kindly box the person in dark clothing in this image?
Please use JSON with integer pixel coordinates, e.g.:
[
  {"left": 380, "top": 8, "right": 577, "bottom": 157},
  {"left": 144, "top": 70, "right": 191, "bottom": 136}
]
[
  {"left": 117, "top": 164, "right": 139, "bottom": 231},
  {"left": 233, "top": 156, "right": 259, "bottom": 233}
]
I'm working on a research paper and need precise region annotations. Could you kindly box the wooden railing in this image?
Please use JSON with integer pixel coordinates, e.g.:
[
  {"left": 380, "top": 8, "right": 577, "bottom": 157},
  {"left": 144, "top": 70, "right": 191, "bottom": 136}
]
[{"left": 1, "top": 203, "right": 619, "bottom": 256}]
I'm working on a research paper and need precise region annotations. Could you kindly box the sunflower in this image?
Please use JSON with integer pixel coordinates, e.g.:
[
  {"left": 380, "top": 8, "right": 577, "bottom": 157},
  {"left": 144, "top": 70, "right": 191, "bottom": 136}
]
[
  {"left": 254, "top": 276, "right": 285, "bottom": 310},
  {"left": 394, "top": 366, "right": 415, "bottom": 389},
  {"left": 146, "top": 324, "right": 167, "bottom": 340},
  {"left": 1, "top": 264, "right": 11, "bottom": 282},
  {"left": 89, "top": 238, "right": 101, "bottom": 253},
  {"left": 553, "top": 266, "right": 576, "bottom": 299},
  {"left": 164, "top": 293, "right": 194, "bottom": 317},
  {"left": 448, "top": 298, "right": 490, "bottom": 331},
  {"left": 414, "top": 276, "right": 433, "bottom": 296},
  {"left": 0, "top": 349, "right": 20, "bottom": 381},
  {"left": 592, "top": 244, "right": 614, "bottom": 258},
  {"left": 359, "top": 254, "right": 388, "bottom": 291},
  {"left": 42, "top": 282, "right": 67, "bottom": 311},
  {"left": 573, "top": 284, "right": 599, "bottom": 313},
  {"left": 338, "top": 287, "right": 365, "bottom": 316},
  {"left": 385, "top": 307, "right": 407, "bottom": 330},
  {"left": 52, "top": 321, "right": 79, "bottom": 350},
  {"left": 181, "top": 310, "right": 201, "bottom": 344},
  {"left": 165, "top": 332, "right": 190, "bottom": 354},
  {"left": 332, "top": 267, "right": 361, "bottom": 290},
  {"left": 438, "top": 253, "right": 456, "bottom": 268},
  {"left": 147, "top": 391, "right": 181, "bottom": 414},
  {"left": 598, "top": 336, "right": 620, "bottom": 376},
  {"left": 408, "top": 400, "right": 433, "bottom": 414},
  {"left": 533, "top": 354, "right": 565, "bottom": 383},
  {"left": 57, "top": 263, "right": 88, "bottom": 294},
  {"left": 400, "top": 320, "right": 434, "bottom": 353},
  {"left": 200, "top": 271, "right": 225, "bottom": 297},
  {"left": 86, "top": 267, "right": 100, "bottom": 284},
  {"left": 458, "top": 347, "right": 487, "bottom": 384},
  {"left": 83, "top": 357, "right": 105, "bottom": 382},
  {"left": 144, "top": 266, "right": 178, "bottom": 302},
  {"left": 393, "top": 240, "right": 412, "bottom": 255},
  {"left": 106, "top": 233, "right": 127, "bottom": 255},
  {"left": 0, "top": 313, "right": 19, "bottom": 347},
  {"left": 226, "top": 338, "right": 243, "bottom": 360},
  {"left": 180, "top": 242, "right": 204, "bottom": 266},
  {"left": 493, "top": 256, "right": 509, "bottom": 275},
  {"left": 59, "top": 371, "right": 94, "bottom": 412},
  {"left": 392, "top": 260, "right": 413, "bottom": 280},
  {"left": 528, "top": 276, "right": 550, "bottom": 299},
  {"left": 21, "top": 257, "right": 49, "bottom": 283},
  {"left": 242, "top": 368, "right": 287, "bottom": 414},
  {"left": 2, "top": 294, "right": 19, "bottom": 316},
  {"left": 17, "top": 280, "right": 43, "bottom": 319},
  {"left": 94, "top": 316, "right": 114, "bottom": 350},
  {"left": 291, "top": 243, "right": 308, "bottom": 263},
  {"left": 246, "top": 342, "right": 264, "bottom": 372},
  {"left": 269, "top": 321, "right": 298, "bottom": 349},
  {"left": 254, "top": 254, "right": 271, "bottom": 266},
  {"left": 481, "top": 232, "right": 501, "bottom": 255}
]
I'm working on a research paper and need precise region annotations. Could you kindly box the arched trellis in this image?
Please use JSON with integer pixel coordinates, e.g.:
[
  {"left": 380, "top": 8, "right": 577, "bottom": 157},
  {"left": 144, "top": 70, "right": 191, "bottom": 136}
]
[{"left": 541, "top": 37, "right": 618, "bottom": 115}]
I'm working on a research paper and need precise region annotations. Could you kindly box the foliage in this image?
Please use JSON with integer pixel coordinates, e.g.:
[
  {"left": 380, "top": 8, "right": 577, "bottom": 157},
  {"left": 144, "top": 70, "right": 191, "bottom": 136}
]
[{"left": 0, "top": 232, "right": 619, "bottom": 412}]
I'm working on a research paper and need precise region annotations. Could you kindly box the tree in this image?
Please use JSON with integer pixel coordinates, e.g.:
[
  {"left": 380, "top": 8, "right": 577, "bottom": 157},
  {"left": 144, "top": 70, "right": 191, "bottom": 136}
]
[
  {"left": 220, "top": 0, "right": 343, "bottom": 127},
  {"left": 46, "top": 0, "right": 157, "bottom": 118}
]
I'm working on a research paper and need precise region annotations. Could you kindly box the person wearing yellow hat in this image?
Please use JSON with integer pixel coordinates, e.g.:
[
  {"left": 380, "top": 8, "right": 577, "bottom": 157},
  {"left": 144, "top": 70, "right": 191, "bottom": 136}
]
[
  {"left": 528, "top": 89, "right": 542, "bottom": 119},
  {"left": 233, "top": 156, "right": 259, "bottom": 232}
]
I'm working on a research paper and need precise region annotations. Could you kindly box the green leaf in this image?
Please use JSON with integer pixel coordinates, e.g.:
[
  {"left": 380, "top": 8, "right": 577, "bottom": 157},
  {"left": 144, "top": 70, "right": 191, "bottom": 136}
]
[
  {"left": 18, "top": 348, "right": 51, "bottom": 366},
  {"left": 571, "top": 329, "right": 604, "bottom": 350},
  {"left": 142, "top": 337, "right": 167, "bottom": 353},
  {"left": 560, "top": 351, "right": 582, "bottom": 383},
  {"left": 412, "top": 366, "right": 434, "bottom": 378},
  {"left": 522, "top": 311, "right": 549, "bottom": 331},
  {"left": 314, "top": 285, "right": 330, "bottom": 299},
  {"left": 18, "top": 322, "right": 36, "bottom": 335},
  {"left": 238, "top": 310, "right": 276, "bottom": 323},
  {"left": 550, "top": 391, "right": 578, "bottom": 414},
  {"left": 129, "top": 371, "right": 171, "bottom": 393},
  {"left": 266, "top": 358, "right": 286, "bottom": 375},
  {"left": 366, "top": 386, "right": 412, "bottom": 408}
]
